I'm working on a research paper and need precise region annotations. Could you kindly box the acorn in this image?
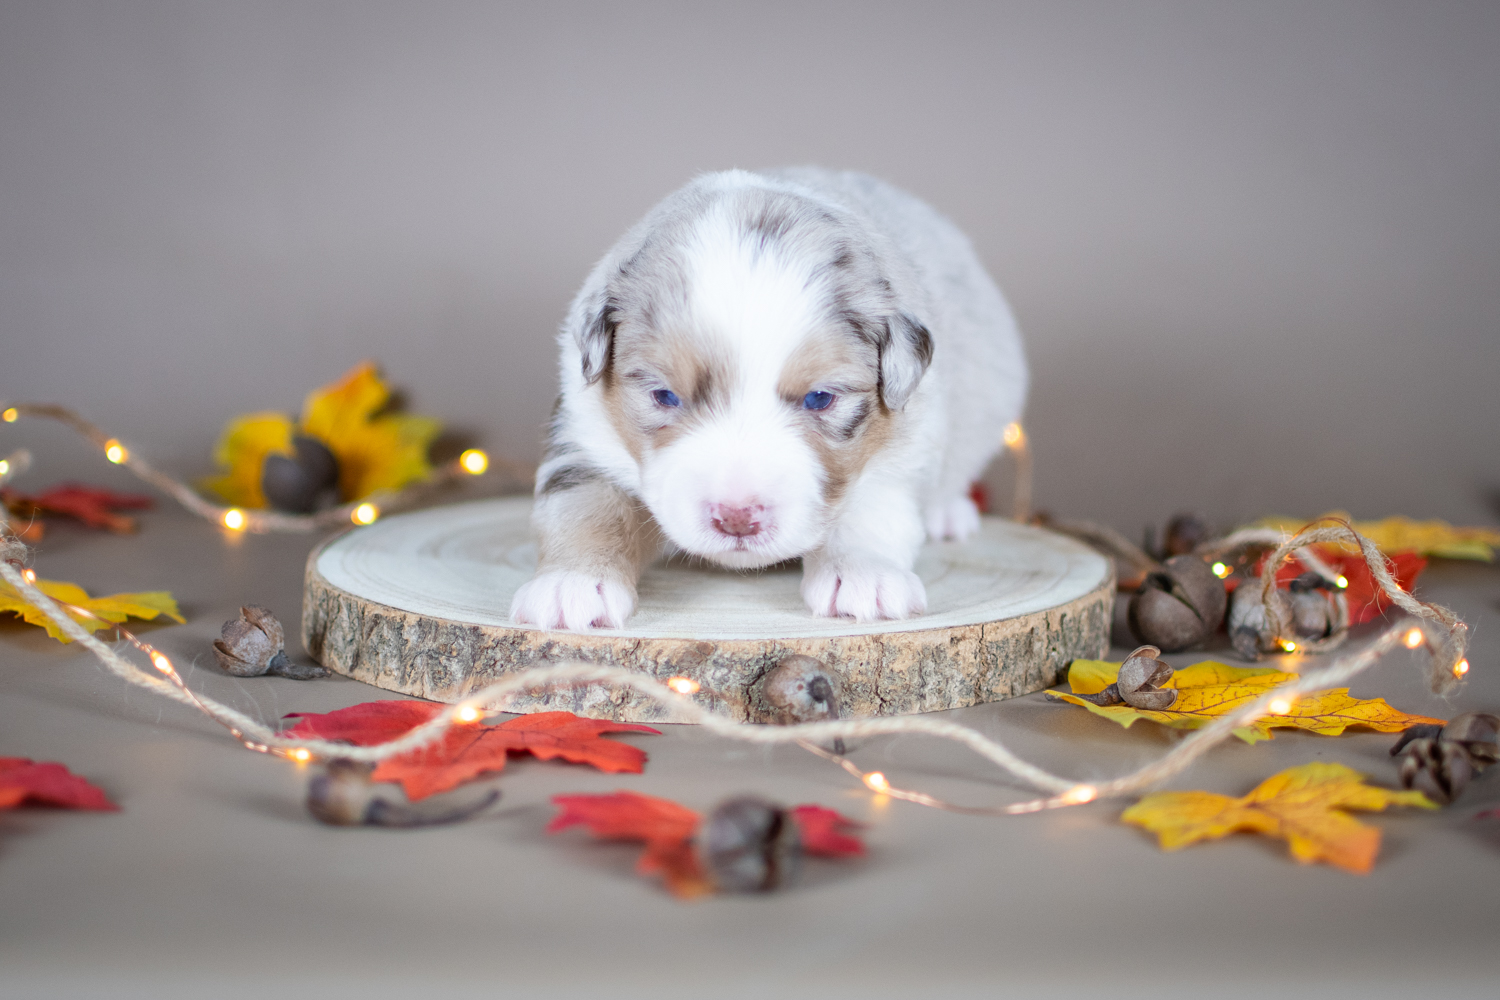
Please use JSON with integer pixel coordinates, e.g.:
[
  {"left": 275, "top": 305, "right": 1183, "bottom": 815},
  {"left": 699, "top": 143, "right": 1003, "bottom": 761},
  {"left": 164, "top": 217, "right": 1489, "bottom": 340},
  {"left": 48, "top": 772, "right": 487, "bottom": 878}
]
[
  {"left": 1075, "top": 645, "right": 1177, "bottom": 710},
  {"left": 212, "top": 605, "right": 328, "bottom": 679},
  {"left": 1159, "top": 512, "right": 1211, "bottom": 559},
  {"left": 760, "top": 654, "right": 845, "bottom": 753},
  {"left": 307, "top": 759, "right": 499, "bottom": 827},
  {"left": 1128, "top": 555, "right": 1227, "bottom": 652},
  {"left": 262, "top": 434, "right": 340, "bottom": 513},
  {"left": 697, "top": 796, "right": 801, "bottom": 893}
]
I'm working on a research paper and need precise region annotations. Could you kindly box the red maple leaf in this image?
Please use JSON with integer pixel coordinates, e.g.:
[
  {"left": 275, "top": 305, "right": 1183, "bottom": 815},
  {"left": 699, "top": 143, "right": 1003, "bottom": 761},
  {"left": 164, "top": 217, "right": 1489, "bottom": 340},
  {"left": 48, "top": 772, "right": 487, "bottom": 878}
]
[
  {"left": 550, "top": 790, "right": 710, "bottom": 896},
  {"left": 790, "top": 804, "right": 867, "bottom": 856},
  {"left": 281, "top": 702, "right": 660, "bottom": 800},
  {"left": 2, "top": 483, "right": 154, "bottom": 533},
  {"left": 0, "top": 757, "right": 118, "bottom": 810},
  {"left": 548, "top": 792, "right": 866, "bottom": 898}
]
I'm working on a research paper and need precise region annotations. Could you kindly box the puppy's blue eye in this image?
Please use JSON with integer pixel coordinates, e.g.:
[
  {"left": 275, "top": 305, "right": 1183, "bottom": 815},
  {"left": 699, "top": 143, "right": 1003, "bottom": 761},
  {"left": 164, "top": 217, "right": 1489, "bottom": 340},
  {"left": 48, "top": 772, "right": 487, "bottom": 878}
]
[
  {"left": 802, "top": 391, "right": 835, "bottom": 411},
  {"left": 652, "top": 389, "right": 681, "bottom": 408}
]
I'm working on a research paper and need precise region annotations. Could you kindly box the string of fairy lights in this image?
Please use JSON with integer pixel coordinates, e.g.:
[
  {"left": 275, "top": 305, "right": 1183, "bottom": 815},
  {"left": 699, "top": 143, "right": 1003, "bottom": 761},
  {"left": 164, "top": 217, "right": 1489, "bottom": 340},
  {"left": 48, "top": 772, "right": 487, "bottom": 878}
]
[
  {"left": 0, "top": 403, "right": 1474, "bottom": 815},
  {"left": 0, "top": 402, "right": 526, "bottom": 533}
]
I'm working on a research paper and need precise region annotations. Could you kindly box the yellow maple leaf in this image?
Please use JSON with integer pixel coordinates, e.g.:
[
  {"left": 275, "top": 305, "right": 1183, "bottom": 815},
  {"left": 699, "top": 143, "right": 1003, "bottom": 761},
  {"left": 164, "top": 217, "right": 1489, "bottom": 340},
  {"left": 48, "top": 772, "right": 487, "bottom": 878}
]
[
  {"left": 1252, "top": 512, "right": 1500, "bottom": 561},
  {"left": 1122, "top": 762, "right": 1436, "bottom": 873},
  {"left": 1054, "top": 658, "right": 1445, "bottom": 744},
  {"left": 200, "top": 412, "right": 296, "bottom": 508},
  {"left": 202, "top": 362, "right": 441, "bottom": 508},
  {"left": 0, "top": 577, "right": 184, "bottom": 643}
]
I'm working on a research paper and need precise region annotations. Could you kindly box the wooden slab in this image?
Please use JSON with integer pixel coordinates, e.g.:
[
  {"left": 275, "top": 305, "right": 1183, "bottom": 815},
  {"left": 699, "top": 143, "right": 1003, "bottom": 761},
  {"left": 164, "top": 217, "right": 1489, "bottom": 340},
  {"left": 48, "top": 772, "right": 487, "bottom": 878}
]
[{"left": 302, "top": 497, "right": 1113, "bottom": 723}]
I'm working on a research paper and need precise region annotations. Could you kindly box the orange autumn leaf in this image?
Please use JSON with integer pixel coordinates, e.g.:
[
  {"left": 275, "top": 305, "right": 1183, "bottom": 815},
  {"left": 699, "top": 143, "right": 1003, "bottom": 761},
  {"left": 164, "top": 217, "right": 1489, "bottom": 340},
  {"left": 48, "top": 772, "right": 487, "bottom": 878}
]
[
  {"left": 280, "top": 702, "right": 660, "bottom": 800},
  {"left": 550, "top": 791, "right": 712, "bottom": 898},
  {"left": 1122, "top": 762, "right": 1436, "bottom": 873},
  {"left": 1053, "top": 658, "right": 1445, "bottom": 744}
]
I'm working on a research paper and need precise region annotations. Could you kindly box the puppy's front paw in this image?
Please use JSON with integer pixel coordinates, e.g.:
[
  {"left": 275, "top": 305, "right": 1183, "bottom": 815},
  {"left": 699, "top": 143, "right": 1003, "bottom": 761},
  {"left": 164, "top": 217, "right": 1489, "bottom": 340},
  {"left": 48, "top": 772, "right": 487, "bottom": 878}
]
[
  {"left": 925, "top": 495, "right": 981, "bottom": 542},
  {"left": 801, "top": 561, "right": 927, "bottom": 623},
  {"left": 510, "top": 571, "right": 636, "bottom": 631}
]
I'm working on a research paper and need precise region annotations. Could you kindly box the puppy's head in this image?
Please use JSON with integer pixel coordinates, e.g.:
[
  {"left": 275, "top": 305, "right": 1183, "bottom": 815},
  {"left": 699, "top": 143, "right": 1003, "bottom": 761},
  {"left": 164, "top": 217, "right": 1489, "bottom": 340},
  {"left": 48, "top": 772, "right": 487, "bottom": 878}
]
[{"left": 571, "top": 181, "right": 932, "bottom": 568}]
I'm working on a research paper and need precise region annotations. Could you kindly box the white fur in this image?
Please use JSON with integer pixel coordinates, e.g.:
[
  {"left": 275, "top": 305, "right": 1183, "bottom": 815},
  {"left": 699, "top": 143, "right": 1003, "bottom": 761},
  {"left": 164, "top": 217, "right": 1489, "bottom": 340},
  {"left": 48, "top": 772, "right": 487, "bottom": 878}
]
[{"left": 511, "top": 168, "right": 1027, "bottom": 630}]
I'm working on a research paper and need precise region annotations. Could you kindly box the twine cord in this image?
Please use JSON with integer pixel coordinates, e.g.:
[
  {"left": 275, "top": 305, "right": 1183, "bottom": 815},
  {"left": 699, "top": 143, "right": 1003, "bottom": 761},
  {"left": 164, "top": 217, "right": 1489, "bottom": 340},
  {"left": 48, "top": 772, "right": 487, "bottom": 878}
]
[
  {"left": 0, "top": 424, "right": 1473, "bottom": 812},
  {"left": 0, "top": 515, "right": 1466, "bottom": 813},
  {"left": 0, "top": 403, "right": 534, "bottom": 532}
]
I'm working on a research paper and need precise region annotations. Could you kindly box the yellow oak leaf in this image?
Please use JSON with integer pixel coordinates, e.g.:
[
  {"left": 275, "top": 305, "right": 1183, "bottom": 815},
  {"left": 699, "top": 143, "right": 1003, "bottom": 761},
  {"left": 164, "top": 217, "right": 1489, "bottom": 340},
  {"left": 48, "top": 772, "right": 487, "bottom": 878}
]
[
  {"left": 201, "top": 362, "right": 440, "bottom": 508},
  {"left": 1122, "top": 762, "right": 1436, "bottom": 873},
  {"left": 1055, "top": 658, "right": 1445, "bottom": 744},
  {"left": 1252, "top": 512, "right": 1500, "bottom": 561},
  {"left": 0, "top": 577, "right": 184, "bottom": 643},
  {"left": 201, "top": 411, "right": 295, "bottom": 508}
]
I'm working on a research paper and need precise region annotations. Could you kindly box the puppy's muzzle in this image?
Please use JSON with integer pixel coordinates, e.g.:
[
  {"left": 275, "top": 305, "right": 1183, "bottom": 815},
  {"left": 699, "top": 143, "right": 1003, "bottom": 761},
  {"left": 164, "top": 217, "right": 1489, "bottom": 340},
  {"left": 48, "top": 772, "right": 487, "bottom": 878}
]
[{"left": 710, "top": 503, "right": 764, "bottom": 538}]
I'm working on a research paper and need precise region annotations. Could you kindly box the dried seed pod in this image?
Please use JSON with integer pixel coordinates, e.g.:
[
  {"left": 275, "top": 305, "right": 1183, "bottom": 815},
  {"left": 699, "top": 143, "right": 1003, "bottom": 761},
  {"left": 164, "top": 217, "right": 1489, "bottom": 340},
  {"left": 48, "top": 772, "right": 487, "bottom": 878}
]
[
  {"left": 212, "top": 605, "right": 328, "bottom": 679},
  {"left": 307, "top": 759, "right": 498, "bottom": 827},
  {"left": 1227, "top": 579, "right": 1270, "bottom": 660},
  {"left": 1115, "top": 645, "right": 1178, "bottom": 710},
  {"left": 1442, "top": 711, "right": 1499, "bottom": 754},
  {"left": 698, "top": 796, "right": 801, "bottom": 893},
  {"left": 1389, "top": 723, "right": 1445, "bottom": 757},
  {"left": 1287, "top": 573, "right": 1338, "bottom": 639},
  {"left": 1393, "top": 712, "right": 1500, "bottom": 769},
  {"left": 1397, "top": 738, "right": 1473, "bottom": 805},
  {"left": 1162, "top": 513, "right": 1211, "bottom": 558},
  {"left": 262, "top": 435, "right": 339, "bottom": 513},
  {"left": 760, "top": 654, "right": 845, "bottom": 753},
  {"left": 1076, "top": 645, "right": 1177, "bottom": 709},
  {"left": 1128, "top": 555, "right": 1228, "bottom": 652}
]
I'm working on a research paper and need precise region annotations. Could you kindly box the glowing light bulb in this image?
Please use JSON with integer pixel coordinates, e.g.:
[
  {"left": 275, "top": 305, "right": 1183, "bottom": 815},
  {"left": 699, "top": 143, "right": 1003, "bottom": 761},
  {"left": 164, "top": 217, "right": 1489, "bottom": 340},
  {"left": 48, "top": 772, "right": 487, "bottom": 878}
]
[
  {"left": 1268, "top": 697, "right": 1293, "bottom": 715},
  {"left": 1335, "top": 575, "right": 1349, "bottom": 589},
  {"left": 1061, "top": 784, "right": 1097, "bottom": 805},
  {"left": 352, "top": 503, "right": 379, "bottom": 525},
  {"left": 459, "top": 449, "right": 489, "bottom": 475},
  {"left": 1404, "top": 628, "right": 1424, "bottom": 649},
  {"left": 0, "top": 460, "right": 9, "bottom": 477},
  {"left": 2, "top": 407, "right": 17, "bottom": 422},
  {"left": 864, "top": 771, "right": 891, "bottom": 792},
  {"left": 22, "top": 568, "right": 37, "bottom": 583},
  {"left": 290, "top": 748, "right": 312, "bottom": 763},
  {"left": 150, "top": 651, "right": 174, "bottom": 675},
  {"left": 1280, "top": 640, "right": 1297, "bottom": 653},
  {"left": 1211, "top": 562, "right": 1230, "bottom": 578},
  {"left": 221, "top": 508, "right": 246, "bottom": 531},
  {"left": 1454, "top": 659, "right": 1470, "bottom": 678},
  {"left": 104, "top": 440, "right": 128, "bottom": 464},
  {"left": 666, "top": 676, "right": 699, "bottom": 695},
  {"left": 1002, "top": 422, "right": 1025, "bottom": 447},
  {"left": 455, "top": 704, "right": 482, "bottom": 723}
]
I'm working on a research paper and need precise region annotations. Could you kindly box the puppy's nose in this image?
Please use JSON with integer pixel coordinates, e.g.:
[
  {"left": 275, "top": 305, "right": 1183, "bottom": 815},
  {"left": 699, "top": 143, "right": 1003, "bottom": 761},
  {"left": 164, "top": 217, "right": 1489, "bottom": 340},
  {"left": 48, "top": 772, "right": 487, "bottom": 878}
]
[{"left": 711, "top": 504, "right": 762, "bottom": 538}]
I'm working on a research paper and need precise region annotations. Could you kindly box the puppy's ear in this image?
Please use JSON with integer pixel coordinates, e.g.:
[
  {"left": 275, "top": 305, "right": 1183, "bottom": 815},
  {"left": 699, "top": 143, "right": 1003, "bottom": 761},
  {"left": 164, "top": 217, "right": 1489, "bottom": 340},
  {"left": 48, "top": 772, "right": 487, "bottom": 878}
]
[
  {"left": 878, "top": 312, "right": 934, "bottom": 410},
  {"left": 576, "top": 298, "right": 618, "bottom": 385}
]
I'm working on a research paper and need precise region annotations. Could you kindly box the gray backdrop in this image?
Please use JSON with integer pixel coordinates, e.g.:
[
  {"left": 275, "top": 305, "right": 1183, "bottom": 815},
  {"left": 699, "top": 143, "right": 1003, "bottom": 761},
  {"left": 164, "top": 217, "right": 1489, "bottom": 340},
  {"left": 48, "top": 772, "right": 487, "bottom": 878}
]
[{"left": 4, "top": 1, "right": 1497, "bottom": 535}]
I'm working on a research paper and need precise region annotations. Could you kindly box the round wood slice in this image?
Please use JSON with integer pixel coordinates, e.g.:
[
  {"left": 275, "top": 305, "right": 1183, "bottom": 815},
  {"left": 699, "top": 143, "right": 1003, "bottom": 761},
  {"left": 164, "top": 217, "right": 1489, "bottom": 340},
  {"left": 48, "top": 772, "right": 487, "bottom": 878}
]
[{"left": 302, "top": 497, "right": 1113, "bottom": 723}]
